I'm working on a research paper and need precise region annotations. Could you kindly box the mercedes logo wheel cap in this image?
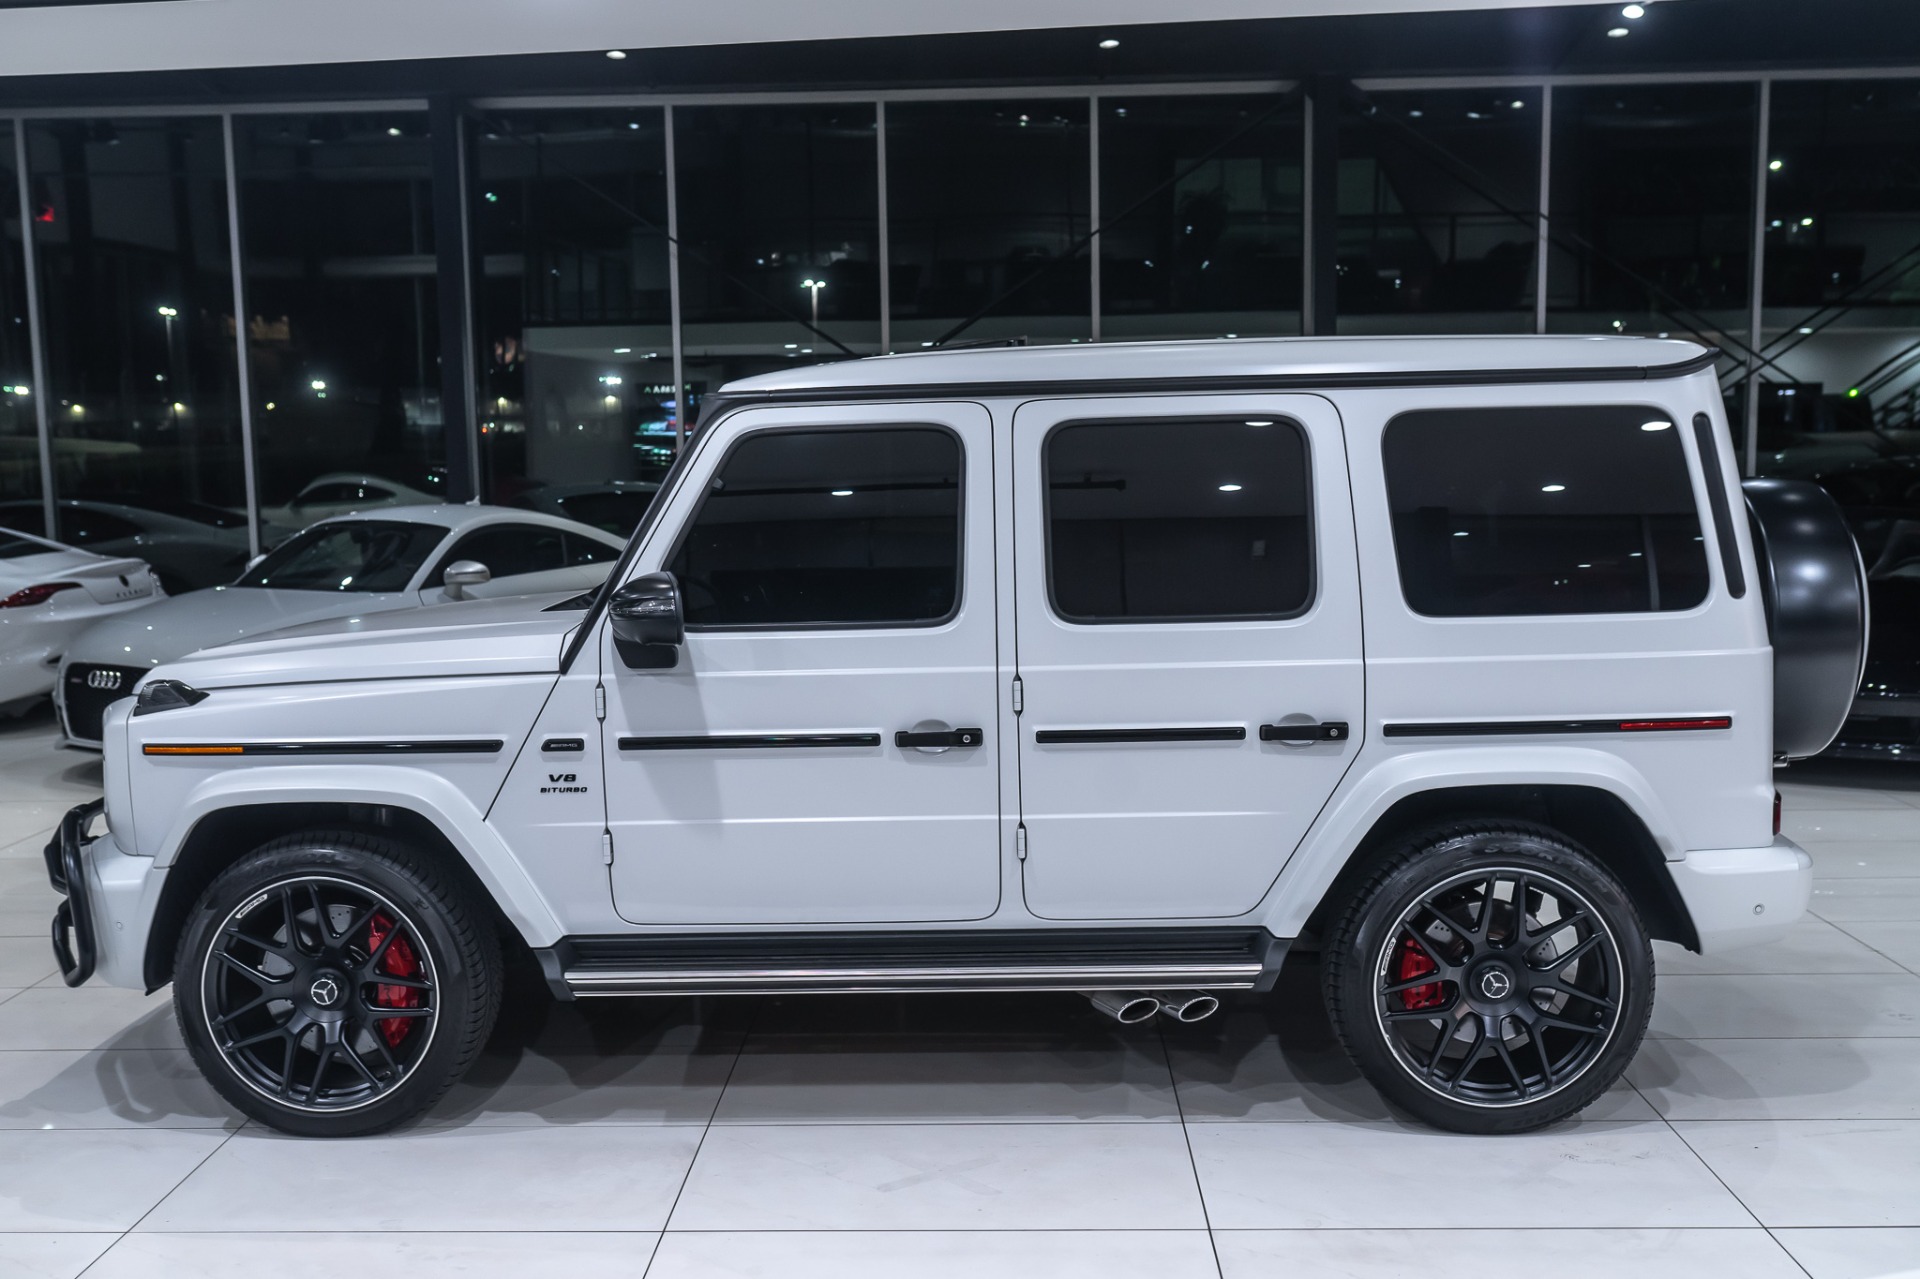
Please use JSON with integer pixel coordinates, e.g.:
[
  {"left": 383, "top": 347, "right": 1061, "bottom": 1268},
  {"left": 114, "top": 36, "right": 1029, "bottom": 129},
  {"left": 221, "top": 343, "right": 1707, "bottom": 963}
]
[
  {"left": 308, "top": 976, "right": 341, "bottom": 1008},
  {"left": 1478, "top": 967, "right": 1513, "bottom": 1000}
]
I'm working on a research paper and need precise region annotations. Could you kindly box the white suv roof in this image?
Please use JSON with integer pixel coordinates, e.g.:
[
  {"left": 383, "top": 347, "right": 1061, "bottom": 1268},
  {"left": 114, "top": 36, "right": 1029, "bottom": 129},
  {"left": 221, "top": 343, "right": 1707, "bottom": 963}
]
[{"left": 722, "top": 335, "right": 1717, "bottom": 398}]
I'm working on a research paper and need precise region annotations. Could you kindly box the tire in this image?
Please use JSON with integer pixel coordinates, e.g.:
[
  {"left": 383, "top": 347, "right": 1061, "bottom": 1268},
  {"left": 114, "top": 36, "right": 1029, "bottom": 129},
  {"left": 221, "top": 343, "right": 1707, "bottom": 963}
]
[
  {"left": 1322, "top": 822, "right": 1654, "bottom": 1134},
  {"left": 173, "top": 829, "right": 502, "bottom": 1137}
]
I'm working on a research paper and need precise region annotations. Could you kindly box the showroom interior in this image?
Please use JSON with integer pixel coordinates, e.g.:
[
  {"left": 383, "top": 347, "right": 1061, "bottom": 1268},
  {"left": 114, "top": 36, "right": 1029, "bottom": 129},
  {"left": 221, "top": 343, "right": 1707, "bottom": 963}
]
[{"left": 2, "top": 0, "right": 1920, "bottom": 1275}]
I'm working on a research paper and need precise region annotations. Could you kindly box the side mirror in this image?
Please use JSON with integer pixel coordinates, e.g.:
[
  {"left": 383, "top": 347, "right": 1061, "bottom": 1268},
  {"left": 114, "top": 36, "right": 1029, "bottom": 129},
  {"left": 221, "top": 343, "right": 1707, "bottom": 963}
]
[
  {"left": 243, "top": 553, "right": 265, "bottom": 572},
  {"left": 443, "top": 559, "right": 491, "bottom": 601},
  {"left": 609, "top": 571, "right": 683, "bottom": 669}
]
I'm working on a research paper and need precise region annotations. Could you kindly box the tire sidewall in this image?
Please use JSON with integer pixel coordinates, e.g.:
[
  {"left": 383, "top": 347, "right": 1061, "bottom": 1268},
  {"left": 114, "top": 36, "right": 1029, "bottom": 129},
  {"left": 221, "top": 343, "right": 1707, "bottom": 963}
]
[
  {"left": 1327, "top": 826, "right": 1655, "bottom": 1133},
  {"left": 174, "top": 835, "right": 494, "bottom": 1138}
]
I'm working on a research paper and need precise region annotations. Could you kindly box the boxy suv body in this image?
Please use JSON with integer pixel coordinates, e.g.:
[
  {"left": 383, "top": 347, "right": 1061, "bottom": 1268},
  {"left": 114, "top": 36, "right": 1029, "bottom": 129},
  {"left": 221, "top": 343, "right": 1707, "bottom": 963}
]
[{"left": 46, "top": 337, "right": 1866, "bottom": 1136}]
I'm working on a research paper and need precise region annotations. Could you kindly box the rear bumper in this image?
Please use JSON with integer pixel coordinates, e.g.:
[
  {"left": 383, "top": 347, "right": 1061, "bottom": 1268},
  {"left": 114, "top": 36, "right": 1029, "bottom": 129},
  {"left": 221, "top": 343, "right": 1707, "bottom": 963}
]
[
  {"left": 45, "top": 799, "right": 160, "bottom": 990},
  {"left": 1669, "top": 836, "right": 1812, "bottom": 953}
]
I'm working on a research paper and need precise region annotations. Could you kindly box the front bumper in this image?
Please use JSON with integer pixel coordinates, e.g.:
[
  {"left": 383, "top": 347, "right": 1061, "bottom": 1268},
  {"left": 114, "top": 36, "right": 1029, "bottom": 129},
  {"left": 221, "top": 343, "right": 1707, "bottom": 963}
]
[
  {"left": 1668, "top": 836, "right": 1812, "bottom": 952},
  {"left": 45, "top": 798, "right": 159, "bottom": 990}
]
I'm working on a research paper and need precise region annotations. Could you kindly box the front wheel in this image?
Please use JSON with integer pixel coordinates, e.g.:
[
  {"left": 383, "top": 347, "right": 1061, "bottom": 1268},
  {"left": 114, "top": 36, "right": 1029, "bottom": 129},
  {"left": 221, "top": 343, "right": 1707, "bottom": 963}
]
[
  {"left": 1322, "top": 823, "right": 1654, "bottom": 1133},
  {"left": 174, "top": 830, "right": 501, "bottom": 1137}
]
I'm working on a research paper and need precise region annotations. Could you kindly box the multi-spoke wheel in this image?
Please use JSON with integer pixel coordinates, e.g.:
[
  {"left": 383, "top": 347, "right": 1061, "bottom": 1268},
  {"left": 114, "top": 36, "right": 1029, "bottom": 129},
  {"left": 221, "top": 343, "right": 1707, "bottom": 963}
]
[
  {"left": 1324, "top": 823, "right": 1654, "bottom": 1133},
  {"left": 175, "top": 831, "right": 500, "bottom": 1137}
]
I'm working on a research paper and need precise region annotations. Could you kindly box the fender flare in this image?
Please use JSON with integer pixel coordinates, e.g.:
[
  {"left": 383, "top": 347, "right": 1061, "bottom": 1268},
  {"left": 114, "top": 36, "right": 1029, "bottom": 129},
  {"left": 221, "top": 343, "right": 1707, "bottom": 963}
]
[
  {"left": 1256, "top": 744, "right": 1686, "bottom": 938},
  {"left": 154, "top": 763, "right": 566, "bottom": 947}
]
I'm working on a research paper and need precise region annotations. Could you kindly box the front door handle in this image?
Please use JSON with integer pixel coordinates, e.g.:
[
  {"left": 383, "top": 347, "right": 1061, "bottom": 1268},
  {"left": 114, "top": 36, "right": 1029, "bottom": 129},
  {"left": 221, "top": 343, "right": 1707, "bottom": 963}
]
[
  {"left": 1259, "top": 720, "right": 1350, "bottom": 743},
  {"left": 895, "top": 727, "right": 984, "bottom": 749}
]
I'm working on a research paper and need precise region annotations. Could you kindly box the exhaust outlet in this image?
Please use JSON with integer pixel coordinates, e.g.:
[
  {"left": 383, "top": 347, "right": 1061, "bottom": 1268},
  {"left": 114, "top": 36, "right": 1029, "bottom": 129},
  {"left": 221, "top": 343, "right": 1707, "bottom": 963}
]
[
  {"left": 1159, "top": 991, "right": 1222, "bottom": 1023},
  {"left": 1085, "top": 990, "right": 1161, "bottom": 1025}
]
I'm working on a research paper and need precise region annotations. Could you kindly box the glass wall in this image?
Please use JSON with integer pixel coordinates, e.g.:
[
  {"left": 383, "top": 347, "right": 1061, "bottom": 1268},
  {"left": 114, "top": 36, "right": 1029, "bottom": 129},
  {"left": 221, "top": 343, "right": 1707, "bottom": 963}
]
[
  {"left": 17, "top": 116, "right": 247, "bottom": 590},
  {"left": 888, "top": 99, "right": 1092, "bottom": 348},
  {"left": 0, "top": 122, "right": 39, "bottom": 524},
  {"left": 471, "top": 108, "right": 672, "bottom": 518},
  {"left": 1337, "top": 88, "right": 1542, "bottom": 334},
  {"left": 1548, "top": 84, "right": 1757, "bottom": 343},
  {"left": 233, "top": 112, "right": 442, "bottom": 543},
  {"left": 675, "top": 103, "right": 880, "bottom": 428},
  {"left": 1098, "top": 94, "right": 1303, "bottom": 340}
]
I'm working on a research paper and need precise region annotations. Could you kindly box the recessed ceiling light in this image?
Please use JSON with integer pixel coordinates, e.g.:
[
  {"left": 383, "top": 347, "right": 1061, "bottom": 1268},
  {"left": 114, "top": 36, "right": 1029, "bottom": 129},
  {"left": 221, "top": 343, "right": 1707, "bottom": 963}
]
[
  {"left": 1541, "top": 484, "right": 1567, "bottom": 493},
  {"left": 1607, "top": 26, "right": 1630, "bottom": 37},
  {"left": 1621, "top": 3, "right": 1646, "bottom": 17},
  {"left": 605, "top": 49, "right": 627, "bottom": 60},
  {"left": 1510, "top": 100, "right": 1525, "bottom": 109},
  {"left": 386, "top": 126, "right": 402, "bottom": 137},
  {"left": 1218, "top": 483, "right": 1243, "bottom": 492},
  {"left": 1641, "top": 420, "right": 1672, "bottom": 431},
  {"left": 1768, "top": 159, "right": 1783, "bottom": 171},
  {"left": 1098, "top": 37, "right": 1120, "bottom": 49}
]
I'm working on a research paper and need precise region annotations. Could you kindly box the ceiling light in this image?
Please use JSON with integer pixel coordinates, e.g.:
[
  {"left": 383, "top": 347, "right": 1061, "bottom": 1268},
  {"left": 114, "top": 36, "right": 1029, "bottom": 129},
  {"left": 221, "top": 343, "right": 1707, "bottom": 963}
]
[
  {"left": 1453, "top": 531, "right": 1470, "bottom": 537},
  {"left": 1218, "top": 483, "right": 1243, "bottom": 492},
  {"left": 1801, "top": 216, "right": 1815, "bottom": 227},
  {"left": 614, "top": 347, "right": 632, "bottom": 354},
  {"left": 1541, "top": 483, "right": 1566, "bottom": 493},
  {"left": 310, "top": 379, "right": 326, "bottom": 391},
  {"left": 386, "top": 127, "right": 402, "bottom": 137},
  {"left": 1511, "top": 100, "right": 1525, "bottom": 109},
  {"left": 1607, "top": 26, "right": 1630, "bottom": 37},
  {"left": 1098, "top": 37, "right": 1120, "bottom": 49},
  {"left": 1408, "top": 109, "right": 1424, "bottom": 118},
  {"left": 605, "top": 49, "right": 627, "bottom": 60},
  {"left": 1621, "top": 3, "right": 1645, "bottom": 16},
  {"left": 1798, "top": 327, "right": 1814, "bottom": 334},
  {"left": 831, "top": 489, "right": 853, "bottom": 497},
  {"left": 1768, "top": 159, "right": 1783, "bottom": 171}
]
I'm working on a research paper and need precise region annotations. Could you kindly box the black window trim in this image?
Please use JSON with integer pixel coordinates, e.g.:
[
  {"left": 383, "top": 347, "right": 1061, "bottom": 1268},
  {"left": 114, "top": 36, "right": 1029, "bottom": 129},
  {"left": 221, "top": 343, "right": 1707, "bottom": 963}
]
[
  {"left": 1380, "top": 401, "right": 1715, "bottom": 622},
  {"left": 659, "top": 420, "right": 970, "bottom": 634},
  {"left": 1039, "top": 412, "right": 1319, "bottom": 627}
]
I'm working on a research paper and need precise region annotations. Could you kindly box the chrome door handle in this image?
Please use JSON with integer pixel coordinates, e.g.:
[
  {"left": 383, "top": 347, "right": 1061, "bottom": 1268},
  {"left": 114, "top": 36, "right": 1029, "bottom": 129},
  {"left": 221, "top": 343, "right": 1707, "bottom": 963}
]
[
  {"left": 1259, "top": 721, "right": 1350, "bottom": 743},
  {"left": 895, "top": 727, "right": 984, "bottom": 749}
]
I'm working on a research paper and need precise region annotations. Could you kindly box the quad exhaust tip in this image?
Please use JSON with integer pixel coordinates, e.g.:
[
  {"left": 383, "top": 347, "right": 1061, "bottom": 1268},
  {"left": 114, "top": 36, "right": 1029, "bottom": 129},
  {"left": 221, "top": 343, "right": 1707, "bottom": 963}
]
[
  {"left": 1159, "top": 991, "right": 1221, "bottom": 1023},
  {"left": 1086, "top": 990, "right": 1161, "bottom": 1024}
]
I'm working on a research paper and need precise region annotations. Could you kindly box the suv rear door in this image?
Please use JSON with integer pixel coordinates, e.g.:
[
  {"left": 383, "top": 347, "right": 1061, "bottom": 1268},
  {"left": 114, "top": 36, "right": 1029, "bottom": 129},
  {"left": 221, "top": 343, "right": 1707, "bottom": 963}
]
[{"left": 1009, "top": 394, "right": 1363, "bottom": 919}]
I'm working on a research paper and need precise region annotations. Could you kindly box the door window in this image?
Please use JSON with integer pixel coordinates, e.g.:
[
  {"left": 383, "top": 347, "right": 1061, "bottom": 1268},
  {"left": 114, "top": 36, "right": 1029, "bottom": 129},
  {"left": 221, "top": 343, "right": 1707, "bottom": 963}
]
[
  {"left": 667, "top": 426, "right": 963, "bottom": 629},
  {"left": 430, "top": 523, "right": 569, "bottom": 585},
  {"left": 1045, "top": 417, "right": 1313, "bottom": 622}
]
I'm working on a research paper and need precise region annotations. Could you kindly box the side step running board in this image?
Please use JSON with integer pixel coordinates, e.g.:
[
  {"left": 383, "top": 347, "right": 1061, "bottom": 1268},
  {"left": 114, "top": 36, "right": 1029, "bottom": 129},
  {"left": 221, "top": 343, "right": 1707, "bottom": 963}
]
[{"left": 536, "top": 927, "right": 1285, "bottom": 999}]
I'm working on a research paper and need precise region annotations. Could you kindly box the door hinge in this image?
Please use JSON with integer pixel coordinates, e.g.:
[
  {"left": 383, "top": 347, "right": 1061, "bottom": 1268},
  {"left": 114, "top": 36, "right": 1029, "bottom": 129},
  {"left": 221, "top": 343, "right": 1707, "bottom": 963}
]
[
  {"left": 1015, "top": 824, "right": 1027, "bottom": 861},
  {"left": 593, "top": 684, "right": 606, "bottom": 721},
  {"left": 601, "top": 830, "right": 614, "bottom": 865},
  {"left": 1011, "top": 676, "right": 1024, "bottom": 715}
]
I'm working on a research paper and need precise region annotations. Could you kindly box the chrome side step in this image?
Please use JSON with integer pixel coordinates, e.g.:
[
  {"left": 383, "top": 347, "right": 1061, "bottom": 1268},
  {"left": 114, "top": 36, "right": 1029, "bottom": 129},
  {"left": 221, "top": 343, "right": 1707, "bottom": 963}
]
[{"left": 536, "top": 927, "right": 1286, "bottom": 1000}]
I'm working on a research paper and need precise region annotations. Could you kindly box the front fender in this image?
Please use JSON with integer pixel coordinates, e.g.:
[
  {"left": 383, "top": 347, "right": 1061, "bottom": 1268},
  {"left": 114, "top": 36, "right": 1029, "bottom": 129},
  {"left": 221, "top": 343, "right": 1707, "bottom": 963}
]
[
  {"left": 1256, "top": 745, "right": 1685, "bottom": 938},
  {"left": 154, "top": 764, "right": 566, "bottom": 947}
]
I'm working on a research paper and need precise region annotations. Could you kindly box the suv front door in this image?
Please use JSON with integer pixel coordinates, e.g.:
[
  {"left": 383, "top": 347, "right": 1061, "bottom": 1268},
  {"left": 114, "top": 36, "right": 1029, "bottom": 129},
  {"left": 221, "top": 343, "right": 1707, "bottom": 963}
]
[
  {"left": 599, "top": 402, "right": 1002, "bottom": 925},
  {"left": 1011, "top": 395, "right": 1363, "bottom": 919}
]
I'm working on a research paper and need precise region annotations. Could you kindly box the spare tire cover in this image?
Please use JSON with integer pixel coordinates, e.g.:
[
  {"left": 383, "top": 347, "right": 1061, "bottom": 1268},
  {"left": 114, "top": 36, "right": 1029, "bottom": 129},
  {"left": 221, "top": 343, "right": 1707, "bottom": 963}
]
[{"left": 1744, "top": 478, "right": 1869, "bottom": 758}]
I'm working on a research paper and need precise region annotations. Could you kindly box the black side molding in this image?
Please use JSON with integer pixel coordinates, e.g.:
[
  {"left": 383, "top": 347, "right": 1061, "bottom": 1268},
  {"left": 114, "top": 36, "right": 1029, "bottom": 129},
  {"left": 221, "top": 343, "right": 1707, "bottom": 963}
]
[
  {"left": 619, "top": 733, "right": 883, "bottom": 751},
  {"left": 1034, "top": 726, "right": 1247, "bottom": 745},
  {"left": 1383, "top": 716, "right": 1732, "bottom": 738}
]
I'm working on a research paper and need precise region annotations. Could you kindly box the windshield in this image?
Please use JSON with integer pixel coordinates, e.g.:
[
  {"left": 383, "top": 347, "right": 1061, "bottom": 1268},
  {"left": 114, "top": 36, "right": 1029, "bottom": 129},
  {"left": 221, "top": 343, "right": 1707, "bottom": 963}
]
[{"left": 238, "top": 521, "right": 448, "bottom": 592}]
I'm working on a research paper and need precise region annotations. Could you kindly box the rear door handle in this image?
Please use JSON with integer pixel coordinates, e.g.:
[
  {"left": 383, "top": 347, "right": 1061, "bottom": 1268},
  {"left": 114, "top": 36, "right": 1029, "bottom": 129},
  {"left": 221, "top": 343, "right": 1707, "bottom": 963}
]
[
  {"left": 895, "top": 727, "right": 984, "bottom": 749},
  {"left": 1259, "top": 720, "right": 1350, "bottom": 743}
]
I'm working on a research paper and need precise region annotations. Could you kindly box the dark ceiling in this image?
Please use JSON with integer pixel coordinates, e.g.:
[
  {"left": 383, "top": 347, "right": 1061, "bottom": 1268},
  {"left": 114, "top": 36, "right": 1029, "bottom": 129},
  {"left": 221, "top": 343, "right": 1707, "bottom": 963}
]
[{"left": 0, "top": 0, "right": 1912, "bottom": 109}]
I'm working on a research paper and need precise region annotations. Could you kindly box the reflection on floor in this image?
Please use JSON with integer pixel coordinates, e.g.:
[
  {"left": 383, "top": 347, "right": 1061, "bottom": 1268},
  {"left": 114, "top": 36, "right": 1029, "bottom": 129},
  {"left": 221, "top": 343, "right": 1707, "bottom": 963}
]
[{"left": 2, "top": 704, "right": 1919, "bottom": 1278}]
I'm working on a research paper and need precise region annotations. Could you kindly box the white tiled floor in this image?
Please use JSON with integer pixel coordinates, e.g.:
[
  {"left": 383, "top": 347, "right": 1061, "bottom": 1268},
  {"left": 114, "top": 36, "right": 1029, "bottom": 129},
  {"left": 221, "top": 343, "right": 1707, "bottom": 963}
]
[{"left": 4, "top": 706, "right": 1920, "bottom": 1277}]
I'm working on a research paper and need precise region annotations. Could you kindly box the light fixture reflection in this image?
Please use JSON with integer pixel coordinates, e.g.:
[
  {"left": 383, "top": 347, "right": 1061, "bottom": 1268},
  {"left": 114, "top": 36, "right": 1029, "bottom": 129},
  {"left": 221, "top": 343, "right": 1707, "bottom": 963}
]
[
  {"left": 1218, "top": 483, "right": 1243, "bottom": 492},
  {"left": 1541, "top": 484, "right": 1566, "bottom": 493},
  {"left": 1640, "top": 420, "right": 1672, "bottom": 431}
]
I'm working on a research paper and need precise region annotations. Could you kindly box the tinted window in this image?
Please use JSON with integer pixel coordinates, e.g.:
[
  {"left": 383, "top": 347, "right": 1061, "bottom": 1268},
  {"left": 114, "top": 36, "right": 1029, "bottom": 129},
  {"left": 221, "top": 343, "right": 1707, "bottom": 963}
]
[
  {"left": 556, "top": 490, "right": 656, "bottom": 535},
  {"left": 1046, "top": 418, "right": 1313, "bottom": 622},
  {"left": 564, "top": 533, "right": 620, "bottom": 567},
  {"left": 1383, "top": 406, "right": 1710, "bottom": 617},
  {"left": 432, "top": 525, "right": 568, "bottom": 585},
  {"left": 297, "top": 483, "right": 393, "bottom": 507},
  {"left": 669, "top": 427, "right": 961, "bottom": 628},
  {"left": 0, "top": 532, "right": 49, "bottom": 560},
  {"left": 241, "top": 521, "right": 447, "bottom": 593}
]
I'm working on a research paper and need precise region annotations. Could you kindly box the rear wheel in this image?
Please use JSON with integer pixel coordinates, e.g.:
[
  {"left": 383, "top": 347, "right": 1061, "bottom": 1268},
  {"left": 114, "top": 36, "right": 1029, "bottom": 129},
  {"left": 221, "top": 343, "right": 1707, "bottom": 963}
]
[
  {"left": 174, "top": 830, "right": 501, "bottom": 1137},
  {"left": 1323, "top": 823, "right": 1654, "bottom": 1133}
]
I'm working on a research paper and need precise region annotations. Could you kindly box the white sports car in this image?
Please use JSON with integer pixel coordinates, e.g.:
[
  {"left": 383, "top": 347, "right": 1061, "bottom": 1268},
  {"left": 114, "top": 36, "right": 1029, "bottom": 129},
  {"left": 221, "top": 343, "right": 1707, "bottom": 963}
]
[
  {"left": 0, "top": 526, "right": 160, "bottom": 712},
  {"left": 56, "top": 504, "right": 624, "bottom": 746}
]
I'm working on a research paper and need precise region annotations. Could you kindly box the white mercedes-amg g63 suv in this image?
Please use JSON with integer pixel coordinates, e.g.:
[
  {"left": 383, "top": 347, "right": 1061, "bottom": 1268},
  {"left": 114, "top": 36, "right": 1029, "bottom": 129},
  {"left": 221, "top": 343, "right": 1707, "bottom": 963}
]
[{"left": 46, "top": 336, "right": 1866, "bottom": 1137}]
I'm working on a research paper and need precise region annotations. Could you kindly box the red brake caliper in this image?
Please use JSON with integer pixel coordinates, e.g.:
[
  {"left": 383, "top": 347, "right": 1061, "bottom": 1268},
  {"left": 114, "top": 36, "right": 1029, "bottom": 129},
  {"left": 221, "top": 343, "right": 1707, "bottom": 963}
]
[
  {"left": 1395, "top": 934, "right": 1446, "bottom": 1010},
  {"left": 366, "top": 913, "right": 422, "bottom": 1048}
]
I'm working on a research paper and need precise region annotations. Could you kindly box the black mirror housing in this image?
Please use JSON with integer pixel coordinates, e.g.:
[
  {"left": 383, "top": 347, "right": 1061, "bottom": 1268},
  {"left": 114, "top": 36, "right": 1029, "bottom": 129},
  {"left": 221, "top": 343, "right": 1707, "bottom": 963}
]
[{"left": 609, "top": 572, "right": 684, "bottom": 669}]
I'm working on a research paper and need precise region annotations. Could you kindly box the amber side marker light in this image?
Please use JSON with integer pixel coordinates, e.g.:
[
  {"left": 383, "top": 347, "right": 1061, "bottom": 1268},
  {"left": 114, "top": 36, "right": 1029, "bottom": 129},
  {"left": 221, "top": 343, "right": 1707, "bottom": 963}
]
[{"left": 143, "top": 745, "right": 245, "bottom": 756}]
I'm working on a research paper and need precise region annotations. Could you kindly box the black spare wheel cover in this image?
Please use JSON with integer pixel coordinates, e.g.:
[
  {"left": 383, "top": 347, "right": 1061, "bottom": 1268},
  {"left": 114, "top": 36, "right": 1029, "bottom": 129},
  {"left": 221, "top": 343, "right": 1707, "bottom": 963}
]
[{"left": 1744, "top": 478, "right": 1869, "bottom": 758}]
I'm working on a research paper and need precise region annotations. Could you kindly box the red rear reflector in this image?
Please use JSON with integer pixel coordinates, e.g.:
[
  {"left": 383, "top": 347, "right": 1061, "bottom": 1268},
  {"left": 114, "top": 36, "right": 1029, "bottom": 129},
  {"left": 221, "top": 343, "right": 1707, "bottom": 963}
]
[
  {"left": 1618, "top": 717, "right": 1731, "bottom": 732},
  {"left": 0, "top": 582, "right": 82, "bottom": 609}
]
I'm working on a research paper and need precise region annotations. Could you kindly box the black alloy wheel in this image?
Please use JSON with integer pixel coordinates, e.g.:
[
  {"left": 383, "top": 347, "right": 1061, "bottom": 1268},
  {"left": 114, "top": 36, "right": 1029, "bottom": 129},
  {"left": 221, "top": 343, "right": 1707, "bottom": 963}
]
[
  {"left": 175, "top": 831, "right": 500, "bottom": 1137},
  {"left": 1324, "top": 823, "right": 1654, "bottom": 1133}
]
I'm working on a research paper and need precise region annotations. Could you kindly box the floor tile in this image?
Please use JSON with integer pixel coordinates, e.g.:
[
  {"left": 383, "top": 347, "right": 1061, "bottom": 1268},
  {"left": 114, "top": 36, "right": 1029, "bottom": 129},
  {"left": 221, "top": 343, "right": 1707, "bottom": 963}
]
[
  {"left": 0, "top": 936, "right": 58, "bottom": 987},
  {"left": 0, "top": 988, "right": 180, "bottom": 1051},
  {"left": 1187, "top": 1120, "right": 1754, "bottom": 1229},
  {"left": 1628, "top": 1038, "right": 1920, "bottom": 1120},
  {"left": 713, "top": 1033, "right": 1180, "bottom": 1124},
  {"left": 0, "top": 1129, "right": 225, "bottom": 1231},
  {"left": 1651, "top": 974, "right": 1920, "bottom": 1038},
  {"left": 428, "top": 1019, "right": 738, "bottom": 1127},
  {"left": 1784, "top": 809, "right": 1920, "bottom": 842},
  {"left": 0, "top": 1233, "right": 115, "bottom": 1279},
  {"left": 668, "top": 1122, "right": 1207, "bottom": 1231},
  {"left": 1811, "top": 877, "right": 1920, "bottom": 923},
  {"left": 1213, "top": 1228, "right": 1806, "bottom": 1278},
  {"left": 1677, "top": 1119, "right": 1920, "bottom": 1226},
  {"left": 647, "top": 1230, "right": 1222, "bottom": 1279},
  {"left": 0, "top": 1049, "right": 236, "bottom": 1130},
  {"left": 85, "top": 1232, "right": 661, "bottom": 1279},
  {"left": 1774, "top": 1227, "right": 1920, "bottom": 1278},
  {"left": 1654, "top": 916, "right": 1904, "bottom": 976},
  {"left": 1803, "top": 841, "right": 1920, "bottom": 879},
  {"left": 1778, "top": 782, "right": 1915, "bottom": 811},
  {"left": 141, "top": 1125, "right": 701, "bottom": 1232},
  {"left": 0, "top": 801, "right": 65, "bottom": 851},
  {"left": 1834, "top": 921, "right": 1920, "bottom": 974}
]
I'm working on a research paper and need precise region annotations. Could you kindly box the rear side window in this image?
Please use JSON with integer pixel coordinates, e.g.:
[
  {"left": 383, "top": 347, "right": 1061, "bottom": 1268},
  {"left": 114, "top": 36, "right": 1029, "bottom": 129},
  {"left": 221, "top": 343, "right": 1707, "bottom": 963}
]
[
  {"left": 1382, "top": 406, "right": 1710, "bottom": 617},
  {"left": 1046, "top": 417, "right": 1313, "bottom": 622},
  {"left": 668, "top": 426, "right": 962, "bottom": 629},
  {"left": 432, "top": 524, "right": 569, "bottom": 585}
]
